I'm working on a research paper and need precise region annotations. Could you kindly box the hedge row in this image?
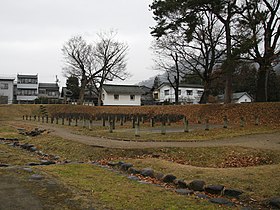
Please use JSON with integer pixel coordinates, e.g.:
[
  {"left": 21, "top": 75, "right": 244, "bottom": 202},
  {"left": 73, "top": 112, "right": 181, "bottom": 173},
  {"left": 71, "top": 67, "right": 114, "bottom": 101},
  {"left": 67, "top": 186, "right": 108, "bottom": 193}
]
[{"left": 44, "top": 102, "right": 280, "bottom": 125}]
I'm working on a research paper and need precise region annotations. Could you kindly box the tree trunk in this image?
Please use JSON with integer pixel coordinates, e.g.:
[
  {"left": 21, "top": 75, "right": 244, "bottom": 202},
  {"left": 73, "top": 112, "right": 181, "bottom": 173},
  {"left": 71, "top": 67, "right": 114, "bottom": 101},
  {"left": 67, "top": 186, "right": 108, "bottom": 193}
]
[
  {"left": 199, "top": 80, "right": 211, "bottom": 104},
  {"left": 256, "top": 64, "right": 269, "bottom": 102},
  {"left": 78, "top": 77, "right": 87, "bottom": 105}
]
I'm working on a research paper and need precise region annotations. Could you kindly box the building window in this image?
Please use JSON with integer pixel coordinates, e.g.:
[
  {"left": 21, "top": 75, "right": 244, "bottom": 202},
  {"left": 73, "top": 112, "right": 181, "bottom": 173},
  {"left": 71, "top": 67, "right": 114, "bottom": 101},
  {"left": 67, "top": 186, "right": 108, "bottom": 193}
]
[
  {"left": 130, "top": 95, "right": 135, "bottom": 101},
  {"left": 197, "top": 90, "right": 203, "bottom": 96},
  {"left": 154, "top": 93, "right": 159, "bottom": 100},
  {"left": 178, "top": 90, "right": 181, "bottom": 95},
  {"left": 186, "top": 90, "right": 193, "bottom": 95},
  {"left": 114, "top": 94, "right": 119, "bottom": 100},
  {"left": 17, "top": 89, "right": 37, "bottom": 96},
  {"left": 0, "top": 83, "right": 8, "bottom": 89},
  {"left": 164, "top": 90, "right": 169, "bottom": 96}
]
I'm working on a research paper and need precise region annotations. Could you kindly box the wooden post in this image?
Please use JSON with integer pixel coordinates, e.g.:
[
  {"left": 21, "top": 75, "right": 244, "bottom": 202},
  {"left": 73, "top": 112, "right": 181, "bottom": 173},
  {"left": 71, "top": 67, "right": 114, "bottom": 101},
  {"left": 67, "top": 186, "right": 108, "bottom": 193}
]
[
  {"left": 46, "top": 116, "right": 48, "bottom": 123},
  {"left": 42, "top": 116, "right": 44, "bottom": 123},
  {"left": 29, "top": 116, "right": 32, "bottom": 121},
  {"left": 240, "top": 116, "right": 245, "bottom": 127},
  {"left": 120, "top": 116, "right": 124, "bottom": 126},
  {"left": 132, "top": 117, "right": 135, "bottom": 128},
  {"left": 51, "top": 117, "right": 54, "bottom": 124},
  {"left": 161, "top": 121, "right": 166, "bottom": 135},
  {"left": 135, "top": 123, "right": 140, "bottom": 137},
  {"left": 109, "top": 121, "right": 113, "bottom": 133},
  {"left": 56, "top": 117, "right": 58, "bottom": 124},
  {"left": 62, "top": 117, "right": 64, "bottom": 125},
  {"left": 112, "top": 116, "right": 116, "bottom": 130},
  {"left": 150, "top": 117, "right": 154, "bottom": 127},
  {"left": 223, "top": 116, "right": 228, "bottom": 128},
  {"left": 34, "top": 115, "right": 36, "bottom": 121},
  {"left": 83, "top": 117, "right": 86, "bottom": 128},
  {"left": 205, "top": 118, "right": 209, "bottom": 131},
  {"left": 102, "top": 116, "right": 106, "bottom": 127},
  {"left": 254, "top": 115, "right": 259, "bottom": 126},
  {"left": 23, "top": 115, "right": 25, "bottom": 120},
  {"left": 75, "top": 118, "right": 78, "bottom": 126},
  {"left": 68, "top": 118, "right": 71, "bottom": 126},
  {"left": 26, "top": 115, "right": 28, "bottom": 120},
  {"left": 183, "top": 117, "right": 189, "bottom": 133},
  {"left": 89, "top": 119, "right": 92, "bottom": 130},
  {"left": 38, "top": 116, "right": 40, "bottom": 122}
]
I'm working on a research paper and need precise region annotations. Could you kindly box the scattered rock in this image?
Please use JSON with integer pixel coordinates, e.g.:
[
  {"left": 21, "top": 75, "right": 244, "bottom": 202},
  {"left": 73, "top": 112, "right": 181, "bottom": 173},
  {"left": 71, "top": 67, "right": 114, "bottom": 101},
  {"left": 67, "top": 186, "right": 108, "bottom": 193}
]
[
  {"left": 268, "top": 197, "right": 280, "bottom": 209},
  {"left": 189, "top": 180, "right": 206, "bottom": 191},
  {"left": 140, "top": 168, "right": 154, "bottom": 177},
  {"left": 29, "top": 146, "right": 37, "bottom": 152},
  {"left": 224, "top": 188, "right": 243, "bottom": 198},
  {"left": 205, "top": 185, "right": 224, "bottom": 195},
  {"left": 40, "top": 160, "right": 56, "bottom": 166},
  {"left": 22, "top": 167, "right": 33, "bottom": 173},
  {"left": 152, "top": 154, "right": 160, "bottom": 158},
  {"left": 162, "top": 174, "right": 177, "bottom": 183},
  {"left": 196, "top": 194, "right": 210, "bottom": 199},
  {"left": 28, "top": 162, "right": 40, "bottom": 166},
  {"left": 0, "top": 163, "right": 10, "bottom": 167},
  {"left": 128, "top": 167, "right": 141, "bottom": 175},
  {"left": 29, "top": 174, "right": 44, "bottom": 180},
  {"left": 174, "top": 179, "right": 188, "bottom": 188},
  {"left": 154, "top": 172, "right": 164, "bottom": 180},
  {"left": 108, "top": 161, "right": 119, "bottom": 167},
  {"left": 209, "top": 197, "right": 235, "bottom": 207},
  {"left": 20, "top": 143, "right": 34, "bottom": 150},
  {"left": 175, "top": 189, "right": 194, "bottom": 195},
  {"left": 128, "top": 176, "right": 140, "bottom": 181},
  {"left": 120, "top": 163, "right": 133, "bottom": 171}
]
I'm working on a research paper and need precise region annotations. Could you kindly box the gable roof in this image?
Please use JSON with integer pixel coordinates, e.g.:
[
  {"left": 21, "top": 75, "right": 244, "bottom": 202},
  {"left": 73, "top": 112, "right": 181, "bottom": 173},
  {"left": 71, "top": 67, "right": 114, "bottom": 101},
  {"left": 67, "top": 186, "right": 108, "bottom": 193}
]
[
  {"left": 158, "top": 82, "right": 204, "bottom": 89},
  {"left": 218, "top": 92, "right": 253, "bottom": 101},
  {"left": 103, "top": 84, "right": 145, "bottom": 95},
  {"left": 39, "top": 83, "right": 59, "bottom": 90}
]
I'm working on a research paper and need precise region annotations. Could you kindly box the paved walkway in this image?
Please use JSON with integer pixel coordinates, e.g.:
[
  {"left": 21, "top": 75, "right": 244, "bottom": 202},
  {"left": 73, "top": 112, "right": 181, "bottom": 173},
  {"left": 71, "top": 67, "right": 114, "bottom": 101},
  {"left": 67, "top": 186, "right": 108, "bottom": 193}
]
[{"left": 15, "top": 122, "right": 280, "bottom": 150}]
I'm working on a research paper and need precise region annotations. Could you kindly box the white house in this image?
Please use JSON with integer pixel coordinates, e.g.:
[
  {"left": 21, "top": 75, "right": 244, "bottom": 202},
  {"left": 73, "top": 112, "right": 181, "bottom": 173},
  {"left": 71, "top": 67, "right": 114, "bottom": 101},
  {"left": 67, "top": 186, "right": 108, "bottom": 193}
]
[
  {"left": 218, "top": 92, "right": 253, "bottom": 103},
  {"left": 0, "top": 77, "right": 15, "bottom": 104},
  {"left": 38, "top": 83, "right": 60, "bottom": 99},
  {"left": 102, "top": 84, "right": 144, "bottom": 106},
  {"left": 154, "top": 83, "right": 204, "bottom": 104},
  {"left": 16, "top": 74, "right": 38, "bottom": 103}
]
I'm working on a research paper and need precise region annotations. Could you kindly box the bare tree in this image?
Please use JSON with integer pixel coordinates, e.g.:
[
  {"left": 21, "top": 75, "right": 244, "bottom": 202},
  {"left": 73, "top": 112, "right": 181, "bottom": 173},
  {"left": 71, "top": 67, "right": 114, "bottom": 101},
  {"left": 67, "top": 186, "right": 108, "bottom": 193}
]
[
  {"left": 91, "top": 32, "right": 129, "bottom": 106},
  {"left": 62, "top": 32, "right": 129, "bottom": 105}
]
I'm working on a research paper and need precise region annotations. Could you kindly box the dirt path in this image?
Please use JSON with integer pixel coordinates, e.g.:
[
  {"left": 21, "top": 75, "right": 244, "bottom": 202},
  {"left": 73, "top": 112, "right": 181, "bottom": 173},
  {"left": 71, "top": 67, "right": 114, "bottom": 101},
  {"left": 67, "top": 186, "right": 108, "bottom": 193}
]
[{"left": 16, "top": 122, "right": 280, "bottom": 150}]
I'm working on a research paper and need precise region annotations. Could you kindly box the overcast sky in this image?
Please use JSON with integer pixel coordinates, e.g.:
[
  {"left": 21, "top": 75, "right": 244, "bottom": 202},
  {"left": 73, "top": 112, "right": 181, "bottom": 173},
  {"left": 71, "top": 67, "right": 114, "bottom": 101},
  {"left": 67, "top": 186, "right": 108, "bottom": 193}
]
[{"left": 0, "top": 0, "right": 158, "bottom": 86}]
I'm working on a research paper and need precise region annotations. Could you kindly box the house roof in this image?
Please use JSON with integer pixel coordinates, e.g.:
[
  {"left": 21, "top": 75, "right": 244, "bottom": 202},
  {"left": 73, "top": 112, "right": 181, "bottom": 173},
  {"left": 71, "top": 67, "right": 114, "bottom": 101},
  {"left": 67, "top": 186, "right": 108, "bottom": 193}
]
[
  {"left": 218, "top": 92, "right": 253, "bottom": 101},
  {"left": 103, "top": 84, "right": 145, "bottom": 95},
  {"left": 17, "top": 74, "right": 38, "bottom": 79},
  {"left": 158, "top": 82, "right": 204, "bottom": 89},
  {"left": 39, "top": 83, "right": 59, "bottom": 90},
  {"left": 0, "top": 77, "right": 15, "bottom": 81}
]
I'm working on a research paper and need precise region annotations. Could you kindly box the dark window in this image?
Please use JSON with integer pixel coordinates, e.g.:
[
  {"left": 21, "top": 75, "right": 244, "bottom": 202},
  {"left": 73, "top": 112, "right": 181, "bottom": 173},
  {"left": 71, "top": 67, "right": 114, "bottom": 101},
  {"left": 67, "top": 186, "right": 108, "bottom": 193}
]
[
  {"left": 164, "top": 90, "right": 169, "bottom": 96},
  {"left": 186, "top": 90, "right": 193, "bottom": 95},
  {"left": 0, "top": 83, "right": 8, "bottom": 89},
  {"left": 154, "top": 93, "right": 159, "bottom": 100},
  {"left": 114, "top": 94, "right": 119, "bottom": 100},
  {"left": 130, "top": 95, "right": 135, "bottom": 100}
]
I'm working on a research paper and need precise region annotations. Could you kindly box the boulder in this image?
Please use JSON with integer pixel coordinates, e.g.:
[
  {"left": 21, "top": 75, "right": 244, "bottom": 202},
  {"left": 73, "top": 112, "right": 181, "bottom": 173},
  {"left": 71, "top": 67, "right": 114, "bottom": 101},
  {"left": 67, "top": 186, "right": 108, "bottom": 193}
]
[
  {"left": 0, "top": 163, "right": 10, "bottom": 167},
  {"left": 40, "top": 160, "right": 56, "bottom": 166},
  {"left": 268, "top": 197, "right": 280, "bottom": 209},
  {"left": 224, "top": 188, "right": 243, "bottom": 198},
  {"left": 108, "top": 161, "right": 119, "bottom": 167},
  {"left": 128, "top": 176, "right": 140, "bottom": 181},
  {"left": 175, "top": 189, "right": 194, "bottom": 195},
  {"left": 196, "top": 194, "right": 210, "bottom": 199},
  {"left": 128, "top": 167, "right": 141, "bottom": 175},
  {"left": 209, "top": 198, "right": 235, "bottom": 207},
  {"left": 162, "top": 174, "right": 177, "bottom": 183},
  {"left": 154, "top": 172, "right": 164, "bottom": 180},
  {"left": 30, "top": 174, "right": 44, "bottom": 180},
  {"left": 22, "top": 167, "right": 33, "bottom": 173},
  {"left": 189, "top": 180, "right": 206, "bottom": 191},
  {"left": 28, "top": 162, "right": 41, "bottom": 166},
  {"left": 205, "top": 185, "right": 224, "bottom": 195},
  {"left": 120, "top": 163, "right": 133, "bottom": 171},
  {"left": 140, "top": 168, "right": 154, "bottom": 177},
  {"left": 29, "top": 147, "right": 37, "bottom": 152},
  {"left": 174, "top": 179, "right": 188, "bottom": 188}
]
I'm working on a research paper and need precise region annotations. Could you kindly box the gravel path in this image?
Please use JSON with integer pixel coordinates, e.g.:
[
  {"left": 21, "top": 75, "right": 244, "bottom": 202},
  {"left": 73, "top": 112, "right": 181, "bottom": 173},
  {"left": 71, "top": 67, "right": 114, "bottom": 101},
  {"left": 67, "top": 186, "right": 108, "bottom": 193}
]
[{"left": 19, "top": 122, "right": 280, "bottom": 150}]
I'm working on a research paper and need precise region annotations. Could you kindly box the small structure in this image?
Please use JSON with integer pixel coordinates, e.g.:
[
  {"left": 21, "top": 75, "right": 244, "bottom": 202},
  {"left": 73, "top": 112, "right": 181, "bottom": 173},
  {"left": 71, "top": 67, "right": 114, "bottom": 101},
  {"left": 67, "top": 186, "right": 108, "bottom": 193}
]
[
  {"left": 38, "top": 83, "right": 60, "bottom": 99},
  {"left": 0, "top": 77, "right": 15, "bottom": 104},
  {"left": 16, "top": 74, "right": 38, "bottom": 104},
  {"left": 218, "top": 92, "right": 253, "bottom": 103},
  {"left": 153, "top": 82, "right": 204, "bottom": 104},
  {"left": 102, "top": 84, "right": 144, "bottom": 106}
]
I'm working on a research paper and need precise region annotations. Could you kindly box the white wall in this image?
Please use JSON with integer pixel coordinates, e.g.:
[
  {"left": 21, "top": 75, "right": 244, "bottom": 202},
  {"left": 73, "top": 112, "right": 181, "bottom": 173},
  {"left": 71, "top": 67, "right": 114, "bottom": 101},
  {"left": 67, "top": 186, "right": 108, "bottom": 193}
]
[
  {"left": 158, "top": 84, "right": 204, "bottom": 104},
  {"left": 0, "top": 80, "right": 14, "bottom": 104},
  {"left": 103, "top": 90, "right": 141, "bottom": 106},
  {"left": 237, "top": 94, "right": 252, "bottom": 103}
]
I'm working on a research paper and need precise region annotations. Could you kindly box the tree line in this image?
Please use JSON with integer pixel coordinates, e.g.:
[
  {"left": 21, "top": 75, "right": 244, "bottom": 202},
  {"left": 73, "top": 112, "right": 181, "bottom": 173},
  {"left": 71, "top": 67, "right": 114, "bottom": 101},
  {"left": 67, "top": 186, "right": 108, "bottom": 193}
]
[{"left": 150, "top": 0, "right": 280, "bottom": 103}]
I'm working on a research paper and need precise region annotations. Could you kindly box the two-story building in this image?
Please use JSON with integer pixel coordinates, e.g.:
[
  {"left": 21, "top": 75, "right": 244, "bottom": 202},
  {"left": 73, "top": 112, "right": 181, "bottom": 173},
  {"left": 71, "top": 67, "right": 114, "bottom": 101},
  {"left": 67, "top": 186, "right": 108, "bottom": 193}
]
[
  {"left": 0, "top": 77, "right": 15, "bottom": 104},
  {"left": 16, "top": 74, "right": 38, "bottom": 103},
  {"left": 153, "top": 82, "right": 204, "bottom": 104}
]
